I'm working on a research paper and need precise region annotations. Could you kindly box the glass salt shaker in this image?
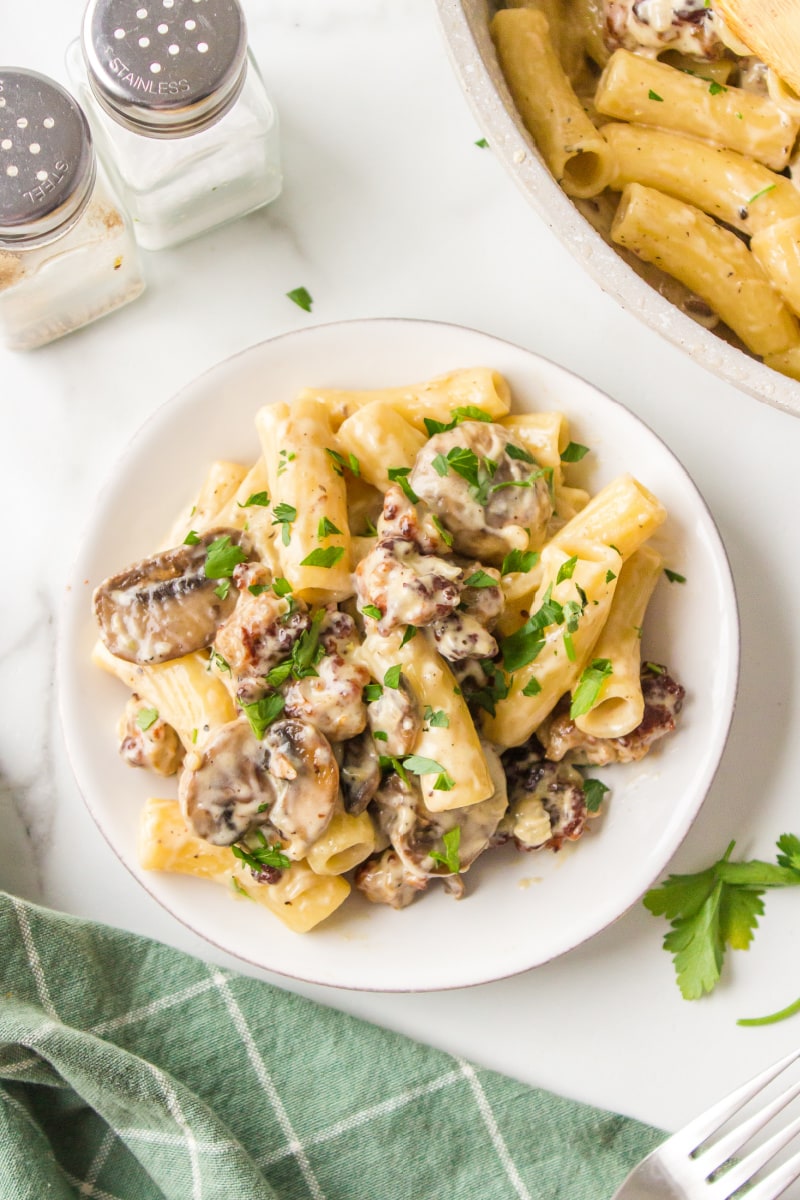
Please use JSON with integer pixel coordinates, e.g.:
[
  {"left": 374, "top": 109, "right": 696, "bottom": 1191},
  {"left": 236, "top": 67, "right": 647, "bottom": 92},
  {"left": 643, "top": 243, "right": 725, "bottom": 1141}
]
[
  {"left": 0, "top": 68, "right": 144, "bottom": 352},
  {"left": 66, "top": 0, "right": 282, "bottom": 251}
]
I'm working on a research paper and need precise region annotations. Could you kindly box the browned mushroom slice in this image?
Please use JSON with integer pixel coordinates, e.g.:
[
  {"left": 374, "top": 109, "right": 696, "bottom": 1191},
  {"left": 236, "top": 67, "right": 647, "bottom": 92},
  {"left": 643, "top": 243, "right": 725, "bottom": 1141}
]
[
  {"left": 339, "top": 731, "right": 381, "bottom": 815},
  {"left": 179, "top": 716, "right": 338, "bottom": 855},
  {"left": 94, "top": 528, "right": 250, "bottom": 664},
  {"left": 262, "top": 719, "right": 339, "bottom": 857}
]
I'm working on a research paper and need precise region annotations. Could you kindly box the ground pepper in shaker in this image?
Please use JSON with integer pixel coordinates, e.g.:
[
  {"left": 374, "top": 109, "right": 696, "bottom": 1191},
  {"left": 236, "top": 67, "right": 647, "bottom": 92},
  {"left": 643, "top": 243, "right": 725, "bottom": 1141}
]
[
  {"left": 0, "top": 68, "right": 144, "bottom": 351},
  {"left": 66, "top": 0, "right": 282, "bottom": 251}
]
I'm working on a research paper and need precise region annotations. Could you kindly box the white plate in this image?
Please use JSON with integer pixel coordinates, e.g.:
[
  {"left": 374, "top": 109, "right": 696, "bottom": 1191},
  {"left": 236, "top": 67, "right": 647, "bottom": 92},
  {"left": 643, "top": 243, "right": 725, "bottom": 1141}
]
[
  {"left": 435, "top": 0, "right": 800, "bottom": 419},
  {"left": 58, "top": 318, "right": 739, "bottom": 991}
]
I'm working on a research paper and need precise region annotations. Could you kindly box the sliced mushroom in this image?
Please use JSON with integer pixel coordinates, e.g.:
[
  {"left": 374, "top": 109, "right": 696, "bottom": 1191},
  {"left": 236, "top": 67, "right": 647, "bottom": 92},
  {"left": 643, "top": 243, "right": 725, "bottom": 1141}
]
[
  {"left": 409, "top": 422, "right": 553, "bottom": 563},
  {"left": 94, "top": 528, "right": 249, "bottom": 664},
  {"left": 339, "top": 731, "right": 381, "bottom": 815},
  {"left": 262, "top": 719, "right": 339, "bottom": 858},
  {"left": 179, "top": 715, "right": 338, "bottom": 856}
]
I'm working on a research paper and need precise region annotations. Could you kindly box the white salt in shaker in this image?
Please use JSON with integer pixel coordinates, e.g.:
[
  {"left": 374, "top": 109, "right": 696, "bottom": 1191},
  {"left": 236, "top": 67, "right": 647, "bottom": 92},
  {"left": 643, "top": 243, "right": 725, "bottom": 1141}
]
[
  {"left": 0, "top": 68, "right": 144, "bottom": 351},
  {"left": 66, "top": 0, "right": 282, "bottom": 250}
]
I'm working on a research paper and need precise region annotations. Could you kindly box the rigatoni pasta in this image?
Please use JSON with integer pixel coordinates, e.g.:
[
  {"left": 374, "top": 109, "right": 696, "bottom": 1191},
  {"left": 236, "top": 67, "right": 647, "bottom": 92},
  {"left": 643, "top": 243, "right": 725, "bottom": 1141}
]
[
  {"left": 91, "top": 365, "right": 684, "bottom": 930},
  {"left": 489, "top": 0, "right": 800, "bottom": 380}
]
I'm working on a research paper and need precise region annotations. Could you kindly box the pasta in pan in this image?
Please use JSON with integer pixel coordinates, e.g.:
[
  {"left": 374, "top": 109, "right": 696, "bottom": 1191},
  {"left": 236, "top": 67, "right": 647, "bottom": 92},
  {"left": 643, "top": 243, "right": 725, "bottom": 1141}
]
[
  {"left": 91, "top": 367, "right": 684, "bottom": 930},
  {"left": 490, "top": 0, "right": 800, "bottom": 380}
]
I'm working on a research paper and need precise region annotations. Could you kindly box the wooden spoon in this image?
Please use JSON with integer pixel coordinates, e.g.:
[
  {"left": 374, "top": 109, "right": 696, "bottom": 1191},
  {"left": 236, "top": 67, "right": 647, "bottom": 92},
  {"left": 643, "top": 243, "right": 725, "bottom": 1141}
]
[{"left": 714, "top": 0, "right": 800, "bottom": 98}]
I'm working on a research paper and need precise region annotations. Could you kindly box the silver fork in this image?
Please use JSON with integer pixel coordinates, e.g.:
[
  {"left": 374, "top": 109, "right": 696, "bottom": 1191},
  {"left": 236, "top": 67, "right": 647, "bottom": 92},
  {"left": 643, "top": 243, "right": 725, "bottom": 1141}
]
[{"left": 613, "top": 1048, "right": 800, "bottom": 1199}]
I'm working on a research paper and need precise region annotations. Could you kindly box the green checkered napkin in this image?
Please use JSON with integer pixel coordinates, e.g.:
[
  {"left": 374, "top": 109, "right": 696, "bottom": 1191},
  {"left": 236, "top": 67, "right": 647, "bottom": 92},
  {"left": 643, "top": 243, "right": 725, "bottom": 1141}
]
[{"left": 0, "top": 892, "right": 662, "bottom": 1199}]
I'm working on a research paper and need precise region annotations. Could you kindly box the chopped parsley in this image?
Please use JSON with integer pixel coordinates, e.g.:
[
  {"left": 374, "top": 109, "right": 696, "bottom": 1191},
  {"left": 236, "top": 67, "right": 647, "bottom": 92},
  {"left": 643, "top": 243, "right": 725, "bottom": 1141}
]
[
  {"left": 463, "top": 569, "right": 497, "bottom": 589},
  {"left": 606, "top": 570, "right": 617, "bottom": 583},
  {"left": 363, "top": 682, "right": 383, "bottom": 703},
  {"left": 136, "top": 707, "right": 159, "bottom": 732},
  {"left": 500, "top": 548, "right": 539, "bottom": 575},
  {"left": 237, "top": 491, "right": 270, "bottom": 508},
  {"left": 362, "top": 604, "right": 383, "bottom": 621},
  {"left": 556, "top": 555, "right": 578, "bottom": 584},
  {"left": 648, "top": 89, "right": 664, "bottom": 101},
  {"left": 400, "top": 624, "right": 417, "bottom": 647},
  {"left": 272, "top": 502, "right": 297, "bottom": 546},
  {"left": 384, "top": 665, "right": 402, "bottom": 689},
  {"left": 429, "top": 827, "right": 461, "bottom": 872},
  {"left": 461, "top": 659, "right": 509, "bottom": 717},
  {"left": 500, "top": 586, "right": 564, "bottom": 672},
  {"left": 521, "top": 676, "right": 542, "bottom": 697},
  {"left": 204, "top": 535, "right": 247, "bottom": 580},
  {"left": 582, "top": 777, "right": 609, "bottom": 813},
  {"left": 183, "top": 530, "right": 200, "bottom": 545},
  {"left": 560, "top": 442, "right": 590, "bottom": 463},
  {"left": 708, "top": 80, "right": 727, "bottom": 95},
  {"left": 214, "top": 580, "right": 231, "bottom": 601},
  {"left": 424, "top": 705, "right": 450, "bottom": 729},
  {"left": 475, "top": 137, "right": 489, "bottom": 148},
  {"left": 504, "top": 442, "right": 535, "bottom": 464},
  {"left": 387, "top": 466, "right": 419, "bottom": 503},
  {"left": 286, "top": 286, "right": 313, "bottom": 312},
  {"left": 326, "top": 447, "right": 361, "bottom": 477},
  {"left": 248, "top": 583, "right": 270, "bottom": 596},
  {"left": 748, "top": 184, "right": 777, "bottom": 205},
  {"left": 664, "top": 568, "right": 686, "bottom": 583},
  {"left": 570, "top": 658, "right": 613, "bottom": 718},
  {"left": 424, "top": 406, "right": 493, "bottom": 437},
  {"left": 373, "top": 730, "right": 388, "bottom": 742},
  {"left": 277, "top": 450, "right": 296, "bottom": 477},
  {"left": 362, "top": 516, "right": 379, "bottom": 537},
  {"left": 431, "top": 514, "right": 453, "bottom": 546},
  {"left": 233, "top": 829, "right": 291, "bottom": 873},
  {"left": 272, "top": 577, "right": 293, "bottom": 598},
  {"left": 240, "top": 692, "right": 285, "bottom": 739},
  {"left": 209, "top": 651, "right": 231, "bottom": 674},
  {"left": 317, "top": 516, "right": 342, "bottom": 539},
  {"left": 231, "top": 876, "right": 253, "bottom": 899},
  {"left": 300, "top": 546, "right": 345, "bottom": 568}
]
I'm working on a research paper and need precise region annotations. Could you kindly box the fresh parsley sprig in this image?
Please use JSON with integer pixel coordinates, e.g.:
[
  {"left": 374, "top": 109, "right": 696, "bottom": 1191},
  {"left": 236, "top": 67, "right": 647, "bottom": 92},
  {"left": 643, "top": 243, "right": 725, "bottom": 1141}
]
[
  {"left": 644, "top": 835, "right": 800, "bottom": 1004},
  {"left": 429, "top": 827, "right": 461, "bottom": 873}
]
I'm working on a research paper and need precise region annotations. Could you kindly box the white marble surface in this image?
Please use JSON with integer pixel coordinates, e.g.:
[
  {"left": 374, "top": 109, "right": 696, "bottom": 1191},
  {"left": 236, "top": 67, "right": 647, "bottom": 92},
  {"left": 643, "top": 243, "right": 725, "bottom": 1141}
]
[{"left": 4, "top": 0, "right": 800, "bottom": 1142}]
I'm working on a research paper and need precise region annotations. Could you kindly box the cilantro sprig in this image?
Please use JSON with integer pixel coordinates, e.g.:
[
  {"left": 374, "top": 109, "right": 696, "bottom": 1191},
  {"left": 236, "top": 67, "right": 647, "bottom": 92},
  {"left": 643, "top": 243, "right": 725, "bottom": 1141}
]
[{"left": 644, "top": 836, "right": 800, "bottom": 1004}]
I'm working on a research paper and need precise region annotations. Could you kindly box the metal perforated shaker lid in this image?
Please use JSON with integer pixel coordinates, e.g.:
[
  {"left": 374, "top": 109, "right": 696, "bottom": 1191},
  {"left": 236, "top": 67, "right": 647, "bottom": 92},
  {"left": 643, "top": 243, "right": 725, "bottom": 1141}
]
[
  {"left": 82, "top": 0, "right": 248, "bottom": 137},
  {"left": 0, "top": 69, "right": 95, "bottom": 247}
]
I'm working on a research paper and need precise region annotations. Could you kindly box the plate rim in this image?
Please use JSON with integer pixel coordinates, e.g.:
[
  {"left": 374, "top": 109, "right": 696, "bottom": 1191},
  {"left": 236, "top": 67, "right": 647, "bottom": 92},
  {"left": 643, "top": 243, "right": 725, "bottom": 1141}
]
[{"left": 57, "top": 316, "right": 741, "bottom": 991}]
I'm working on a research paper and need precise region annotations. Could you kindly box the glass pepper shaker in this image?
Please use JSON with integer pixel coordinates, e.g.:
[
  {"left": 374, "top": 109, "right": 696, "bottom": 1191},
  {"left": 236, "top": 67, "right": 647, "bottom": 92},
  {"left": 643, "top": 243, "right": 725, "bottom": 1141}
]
[
  {"left": 0, "top": 68, "right": 145, "bottom": 352},
  {"left": 66, "top": 0, "right": 282, "bottom": 251}
]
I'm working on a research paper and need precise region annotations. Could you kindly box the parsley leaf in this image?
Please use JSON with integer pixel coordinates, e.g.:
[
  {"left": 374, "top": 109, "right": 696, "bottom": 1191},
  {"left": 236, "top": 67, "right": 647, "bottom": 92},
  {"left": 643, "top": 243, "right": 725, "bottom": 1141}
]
[
  {"left": 317, "top": 516, "right": 342, "bottom": 539},
  {"left": 644, "top": 837, "right": 800, "bottom": 1001},
  {"left": 475, "top": 137, "right": 489, "bottom": 149},
  {"left": 384, "top": 665, "right": 402, "bottom": 689},
  {"left": 387, "top": 467, "right": 419, "bottom": 503},
  {"left": 464, "top": 569, "right": 497, "bottom": 589},
  {"left": 240, "top": 693, "right": 285, "bottom": 739},
  {"left": 300, "top": 546, "right": 345, "bottom": 568},
  {"left": 431, "top": 514, "right": 453, "bottom": 546},
  {"left": 214, "top": 580, "right": 231, "bottom": 600},
  {"left": 708, "top": 80, "right": 727, "bottom": 95},
  {"left": 521, "top": 676, "right": 542, "bottom": 697},
  {"left": 272, "top": 502, "right": 297, "bottom": 546},
  {"left": 570, "top": 658, "right": 613, "bottom": 717},
  {"left": 136, "top": 707, "right": 159, "bottom": 731},
  {"left": 429, "top": 827, "right": 461, "bottom": 873},
  {"left": 560, "top": 442, "right": 590, "bottom": 463},
  {"left": 424, "top": 705, "right": 449, "bottom": 728},
  {"left": 748, "top": 184, "right": 777, "bottom": 205},
  {"left": 500, "top": 587, "right": 564, "bottom": 672},
  {"left": 286, "top": 286, "right": 313, "bottom": 312},
  {"left": 362, "top": 604, "right": 382, "bottom": 621},
  {"left": 582, "top": 777, "right": 609, "bottom": 813},
  {"left": 238, "top": 491, "right": 270, "bottom": 508},
  {"left": 403, "top": 754, "right": 448, "bottom": 777},
  {"left": 248, "top": 583, "right": 270, "bottom": 596},
  {"left": 183, "top": 530, "right": 200, "bottom": 545},
  {"left": 233, "top": 829, "right": 291, "bottom": 873},
  {"left": 504, "top": 442, "right": 535, "bottom": 464},
  {"left": 272, "top": 577, "right": 293, "bottom": 598},
  {"left": 363, "top": 682, "right": 383, "bottom": 703},
  {"left": 556, "top": 555, "right": 578, "bottom": 584},
  {"left": 400, "top": 624, "right": 417, "bottom": 647},
  {"left": 204, "top": 535, "right": 247, "bottom": 580},
  {"left": 461, "top": 660, "right": 509, "bottom": 717},
  {"left": 648, "top": 89, "right": 664, "bottom": 101},
  {"left": 453, "top": 405, "right": 492, "bottom": 423},
  {"left": 500, "top": 548, "right": 539, "bottom": 575},
  {"left": 664, "top": 568, "right": 686, "bottom": 583}
]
